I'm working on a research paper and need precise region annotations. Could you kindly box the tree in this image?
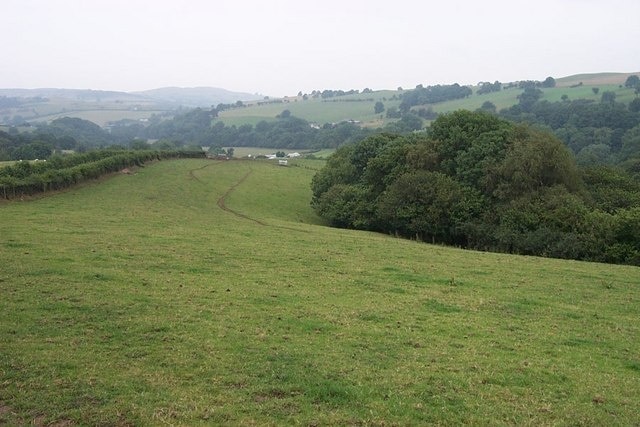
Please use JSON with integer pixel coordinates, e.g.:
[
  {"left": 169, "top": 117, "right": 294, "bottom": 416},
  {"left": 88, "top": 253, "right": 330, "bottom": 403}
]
[
  {"left": 226, "top": 147, "right": 234, "bottom": 158},
  {"left": 629, "top": 97, "right": 640, "bottom": 113},
  {"left": 278, "top": 109, "right": 291, "bottom": 118},
  {"left": 310, "top": 109, "right": 640, "bottom": 265},
  {"left": 386, "top": 107, "right": 402, "bottom": 118},
  {"left": 374, "top": 101, "right": 385, "bottom": 114},
  {"left": 517, "top": 87, "right": 543, "bottom": 112},
  {"left": 377, "top": 170, "right": 483, "bottom": 244},
  {"left": 592, "top": 87, "right": 600, "bottom": 95},
  {"left": 477, "top": 81, "right": 502, "bottom": 95},
  {"left": 129, "top": 139, "right": 149, "bottom": 150},
  {"left": 494, "top": 126, "right": 582, "bottom": 200},
  {"left": 601, "top": 91, "right": 617, "bottom": 104},
  {"left": 312, "top": 184, "right": 373, "bottom": 229},
  {"left": 576, "top": 144, "right": 612, "bottom": 166},
  {"left": 542, "top": 76, "right": 556, "bottom": 88},
  {"left": 619, "top": 125, "right": 640, "bottom": 161},
  {"left": 10, "top": 142, "right": 52, "bottom": 160},
  {"left": 624, "top": 75, "right": 640, "bottom": 88},
  {"left": 384, "top": 114, "right": 423, "bottom": 133},
  {"left": 479, "top": 101, "right": 497, "bottom": 113}
]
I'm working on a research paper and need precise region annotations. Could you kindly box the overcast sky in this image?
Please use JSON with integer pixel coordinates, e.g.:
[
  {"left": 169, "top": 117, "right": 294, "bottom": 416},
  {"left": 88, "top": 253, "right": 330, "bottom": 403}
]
[{"left": 3, "top": 0, "right": 639, "bottom": 96}]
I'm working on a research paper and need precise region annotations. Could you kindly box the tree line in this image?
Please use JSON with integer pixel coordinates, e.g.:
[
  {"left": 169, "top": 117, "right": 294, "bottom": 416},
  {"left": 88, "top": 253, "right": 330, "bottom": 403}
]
[
  {"left": 499, "top": 89, "right": 640, "bottom": 167},
  {"left": 0, "top": 149, "right": 204, "bottom": 199},
  {"left": 311, "top": 110, "right": 640, "bottom": 265}
]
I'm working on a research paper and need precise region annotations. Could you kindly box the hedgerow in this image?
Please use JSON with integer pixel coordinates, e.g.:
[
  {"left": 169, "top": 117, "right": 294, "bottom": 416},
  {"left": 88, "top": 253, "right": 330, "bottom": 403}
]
[{"left": 0, "top": 149, "right": 204, "bottom": 199}]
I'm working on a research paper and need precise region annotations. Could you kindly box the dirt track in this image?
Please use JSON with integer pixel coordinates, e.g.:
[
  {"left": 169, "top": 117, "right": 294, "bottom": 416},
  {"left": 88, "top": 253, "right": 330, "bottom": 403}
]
[
  {"left": 190, "top": 161, "right": 309, "bottom": 232},
  {"left": 215, "top": 167, "right": 268, "bottom": 226}
]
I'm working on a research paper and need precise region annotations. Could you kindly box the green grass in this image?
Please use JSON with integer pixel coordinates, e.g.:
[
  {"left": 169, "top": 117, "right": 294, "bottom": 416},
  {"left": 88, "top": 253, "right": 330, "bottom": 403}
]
[
  {"left": 1, "top": 159, "right": 639, "bottom": 425},
  {"left": 218, "top": 73, "right": 639, "bottom": 128},
  {"left": 220, "top": 91, "right": 401, "bottom": 128},
  {"left": 1, "top": 96, "right": 167, "bottom": 126},
  {"left": 37, "top": 109, "right": 167, "bottom": 127}
]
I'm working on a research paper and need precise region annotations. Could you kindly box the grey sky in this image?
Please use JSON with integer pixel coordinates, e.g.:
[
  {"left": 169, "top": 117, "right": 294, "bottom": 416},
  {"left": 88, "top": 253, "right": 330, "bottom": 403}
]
[{"left": 3, "top": 0, "right": 639, "bottom": 96}]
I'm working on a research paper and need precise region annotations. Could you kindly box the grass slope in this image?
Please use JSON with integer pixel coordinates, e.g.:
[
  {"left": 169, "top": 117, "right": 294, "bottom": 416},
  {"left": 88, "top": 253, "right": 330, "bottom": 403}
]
[
  {"left": 219, "top": 73, "right": 640, "bottom": 127},
  {"left": 1, "top": 159, "right": 639, "bottom": 425}
]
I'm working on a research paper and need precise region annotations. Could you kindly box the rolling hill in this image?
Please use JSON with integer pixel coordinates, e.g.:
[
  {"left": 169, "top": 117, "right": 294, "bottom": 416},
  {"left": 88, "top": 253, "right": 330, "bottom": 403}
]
[
  {"left": 134, "top": 86, "right": 262, "bottom": 107},
  {"left": 217, "top": 72, "right": 640, "bottom": 128},
  {"left": 1, "top": 72, "right": 638, "bottom": 128},
  {"left": 0, "top": 87, "right": 262, "bottom": 127},
  {"left": 0, "top": 158, "right": 638, "bottom": 425}
]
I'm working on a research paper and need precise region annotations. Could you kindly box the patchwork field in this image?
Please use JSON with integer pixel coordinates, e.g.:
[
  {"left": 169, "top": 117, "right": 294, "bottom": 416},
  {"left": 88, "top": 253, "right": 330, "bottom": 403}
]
[
  {"left": 0, "top": 158, "right": 638, "bottom": 425},
  {"left": 218, "top": 73, "right": 639, "bottom": 127}
]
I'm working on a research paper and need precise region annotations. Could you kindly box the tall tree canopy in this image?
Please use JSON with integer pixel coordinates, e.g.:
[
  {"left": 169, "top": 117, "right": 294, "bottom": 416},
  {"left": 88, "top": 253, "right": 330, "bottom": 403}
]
[{"left": 312, "top": 110, "right": 640, "bottom": 265}]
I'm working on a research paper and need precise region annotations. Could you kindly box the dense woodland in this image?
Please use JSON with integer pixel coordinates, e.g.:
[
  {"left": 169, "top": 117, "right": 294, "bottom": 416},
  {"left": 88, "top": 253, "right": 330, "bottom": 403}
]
[{"left": 311, "top": 111, "right": 640, "bottom": 265}]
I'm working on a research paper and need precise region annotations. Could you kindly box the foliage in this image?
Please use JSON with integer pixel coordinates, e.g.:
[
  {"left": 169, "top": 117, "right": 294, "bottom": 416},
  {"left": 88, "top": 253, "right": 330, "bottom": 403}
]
[
  {"left": 399, "top": 83, "right": 472, "bottom": 112},
  {"left": 500, "top": 96, "right": 640, "bottom": 165},
  {"left": 541, "top": 76, "right": 556, "bottom": 88},
  {"left": 476, "top": 81, "right": 502, "bottom": 95},
  {"left": 312, "top": 110, "right": 640, "bottom": 265},
  {"left": 0, "top": 149, "right": 204, "bottom": 199},
  {"left": 44, "top": 117, "right": 113, "bottom": 146},
  {"left": 139, "top": 110, "right": 374, "bottom": 150},
  {"left": 624, "top": 74, "right": 639, "bottom": 88}
]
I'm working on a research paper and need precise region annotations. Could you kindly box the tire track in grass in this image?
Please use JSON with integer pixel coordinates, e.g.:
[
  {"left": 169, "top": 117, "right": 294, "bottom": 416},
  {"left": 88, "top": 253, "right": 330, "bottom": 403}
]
[
  {"left": 216, "top": 167, "right": 268, "bottom": 226},
  {"left": 188, "top": 161, "right": 222, "bottom": 183},
  {"left": 215, "top": 165, "right": 311, "bottom": 233}
]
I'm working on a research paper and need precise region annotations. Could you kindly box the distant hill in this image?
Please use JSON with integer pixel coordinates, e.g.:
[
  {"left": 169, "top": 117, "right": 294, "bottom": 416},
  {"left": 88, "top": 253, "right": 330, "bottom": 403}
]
[
  {"left": 555, "top": 72, "right": 637, "bottom": 87},
  {"left": 133, "top": 87, "right": 262, "bottom": 107},
  {"left": 1, "top": 72, "right": 638, "bottom": 127},
  {"left": 0, "top": 86, "right": 265, "bottom": 126},
  {"left": 0, "top": 86, "right": 261, "bottom": 107},
  {"left": 0, "top": 88, "right": 148, "bottom": 102},
  {"left": 218, "top": 71, "right": 640, "bottom": 127}
]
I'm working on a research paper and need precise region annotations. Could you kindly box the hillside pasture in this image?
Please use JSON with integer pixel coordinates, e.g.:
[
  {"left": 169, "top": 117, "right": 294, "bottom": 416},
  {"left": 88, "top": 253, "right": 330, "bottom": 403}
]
[
  {"left": 37, "top": 109, "right": 167, "bottom": 127},
  {"left": 0, "top": 159, "right": 638, "bottom": 425},
  {"left": 555, "top": 72, "right": 637, "bottom": 87},
  {"left": 220, "top": 92, "right": 401, "bottom": 128},
  {"left": 218, "top": 73, "right": 639, "bottom": 128},
  {"left": 1, "top": 96, "right": 167, "bottom": 127}
]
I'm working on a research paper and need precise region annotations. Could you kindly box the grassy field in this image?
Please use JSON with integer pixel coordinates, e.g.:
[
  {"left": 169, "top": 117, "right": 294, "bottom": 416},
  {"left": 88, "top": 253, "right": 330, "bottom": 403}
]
[
  {"left": 1, "top": 159, "right": 639, "bottom": 425},
  {"left": 37, "top": 109, "right": 168, "bottom": 127},
  {"left": 220, "top": 93, "right": 399, "bottom": 128},
  {"left": 1, "top": 96, "right": 167, "bottom": 127},
  {"left": 218, "top": 73, "right": 639, "bottom": 128}
]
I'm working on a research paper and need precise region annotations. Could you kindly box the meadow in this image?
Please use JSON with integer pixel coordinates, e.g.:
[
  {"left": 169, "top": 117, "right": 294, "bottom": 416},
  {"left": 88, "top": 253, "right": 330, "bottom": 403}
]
[
  {"left": 0, "top": 158, "right": 638, "bottom": 425},
  {"left": 219, "top": 92, "right": 400, "bottom": 128},
  {"left": 217, "top": 73, "right": 639, "bottom": 128}
]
